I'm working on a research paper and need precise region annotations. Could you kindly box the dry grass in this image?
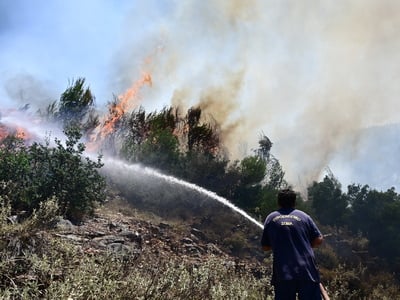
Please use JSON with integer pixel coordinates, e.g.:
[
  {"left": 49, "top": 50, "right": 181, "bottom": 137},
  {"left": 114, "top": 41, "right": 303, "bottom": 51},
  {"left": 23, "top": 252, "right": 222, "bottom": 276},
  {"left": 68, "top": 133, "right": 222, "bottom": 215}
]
[{"left": 1, "top": 197, "right": 399, "bottom": 299}]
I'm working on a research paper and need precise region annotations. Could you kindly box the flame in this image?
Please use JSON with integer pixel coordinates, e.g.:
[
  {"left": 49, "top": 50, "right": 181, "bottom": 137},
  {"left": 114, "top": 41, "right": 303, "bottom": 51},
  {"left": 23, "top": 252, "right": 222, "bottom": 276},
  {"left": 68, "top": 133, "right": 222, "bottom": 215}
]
[
  {"left": 100, "top": 72, "right": 152, "bottom": 139},
  {"left": 87, "top": 71, "right": 152, "bottom": 152},
  {"left": 0, "top": 125, "right": 8, "bottom": 141},
  {"left": 0, "top": 124, "right": 32, "bottom": 143},
  {"left": 0, "top": 109, "right": 35, "bottom": 143},
  {"left": 15, "top": 127, "right": 31, "bottom": 140}
]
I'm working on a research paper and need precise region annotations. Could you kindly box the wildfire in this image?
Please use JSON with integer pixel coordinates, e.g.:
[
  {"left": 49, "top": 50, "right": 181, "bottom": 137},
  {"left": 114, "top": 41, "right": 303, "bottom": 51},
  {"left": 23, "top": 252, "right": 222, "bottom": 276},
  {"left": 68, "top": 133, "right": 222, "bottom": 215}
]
[
  {"left": 87, "top": 71, "right": 152, "bottom": 151},
  {"left": 1, "top": 57, "right": 155, "bottom": 152},
  {"left": 0, "top": 124, "right": 33, "bottom": 143},
  {"left": 0, "top": 125, "right": 7, "bottom": 141},
  {"left": 0, "top": 110, "right": 35, "bottom": 143},
  {"left": 15, "top": 127, "right": 31, "bottom": 140}
]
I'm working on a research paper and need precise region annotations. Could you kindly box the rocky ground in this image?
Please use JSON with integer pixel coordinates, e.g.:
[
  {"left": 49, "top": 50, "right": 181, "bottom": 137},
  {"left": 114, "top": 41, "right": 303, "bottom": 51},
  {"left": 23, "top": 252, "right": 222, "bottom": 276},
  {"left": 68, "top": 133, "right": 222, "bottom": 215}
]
[{"left": 53, "top": 202, "right": 268, "bottom": 277}]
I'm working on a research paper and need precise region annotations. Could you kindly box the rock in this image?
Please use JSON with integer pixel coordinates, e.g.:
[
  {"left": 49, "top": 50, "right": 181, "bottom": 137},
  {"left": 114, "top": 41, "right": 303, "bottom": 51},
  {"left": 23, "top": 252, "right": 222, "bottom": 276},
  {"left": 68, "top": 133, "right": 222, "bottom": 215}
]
[
  {"left": 190, "top": 234, "right": 199, "bottom": 243},
  {"left": 206, "top": 243, "right": 224, "bottom": 255},
  {"left": 159, "top": 222, "right": 170, "bottom": 229},
  {"left": 107, "top": 243, "right": 131, "bottom": 254},
  {"left": 181, "top": 237, "right": 193, "bottom": 244},
  {"left": 86, "top": 231, "right": 106, "bottom": 238},
  {"left": 55, "top": 218, "right": 75, "bottom": 231},
  {"left": 55, "top": 234, "right": 89, "bottom": 243},
  {"left": 6, "top": 215, "right": 18, "bottom": 224},
  {"left": 191, "top": 227, "right": 206, "bottom": 240},
  {"left": 93, "top": 235, "right": 125, "bottom": 244},
  {"left": 120, "top": 230, "right": 142, "bottom": 245}
]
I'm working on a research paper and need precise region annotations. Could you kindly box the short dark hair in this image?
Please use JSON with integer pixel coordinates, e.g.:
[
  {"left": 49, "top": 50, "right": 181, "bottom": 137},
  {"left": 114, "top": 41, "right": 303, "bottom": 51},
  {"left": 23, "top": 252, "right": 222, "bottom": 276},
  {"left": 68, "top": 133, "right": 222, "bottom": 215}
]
[{"left": 278, "top": 189, "right": 296, "bottom": 208}]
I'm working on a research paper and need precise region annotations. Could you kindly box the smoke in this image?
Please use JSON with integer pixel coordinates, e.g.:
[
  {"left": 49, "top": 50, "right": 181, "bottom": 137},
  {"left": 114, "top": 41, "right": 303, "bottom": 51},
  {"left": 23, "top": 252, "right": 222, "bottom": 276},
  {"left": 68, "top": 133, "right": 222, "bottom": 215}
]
[
  {"left": 4, "top": 74, "right": 57, "bottom": 109},
  {"left": 1, "top": 0, "right": 399, "bottom": 190},
  {"left": 114, "top": 0, "right": 400, "bottom": 189}
]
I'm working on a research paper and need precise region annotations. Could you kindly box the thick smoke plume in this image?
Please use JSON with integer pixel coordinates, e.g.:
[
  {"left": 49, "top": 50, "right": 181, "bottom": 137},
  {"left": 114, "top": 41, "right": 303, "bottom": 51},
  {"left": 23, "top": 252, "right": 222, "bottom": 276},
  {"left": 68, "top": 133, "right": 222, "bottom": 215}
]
[
  {"left": 1, "top": 1, "right": 399, "bottom": 191},
  {"left": 115, "top": 0, "right": 400, "bottom": 190}
]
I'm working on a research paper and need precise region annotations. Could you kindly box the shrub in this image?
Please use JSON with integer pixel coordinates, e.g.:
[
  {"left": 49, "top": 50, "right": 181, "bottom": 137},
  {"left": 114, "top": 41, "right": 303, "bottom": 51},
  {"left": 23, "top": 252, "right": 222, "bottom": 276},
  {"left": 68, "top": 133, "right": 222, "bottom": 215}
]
[{"left": 0, "top": 128, "right": 106, "bottom": 223}]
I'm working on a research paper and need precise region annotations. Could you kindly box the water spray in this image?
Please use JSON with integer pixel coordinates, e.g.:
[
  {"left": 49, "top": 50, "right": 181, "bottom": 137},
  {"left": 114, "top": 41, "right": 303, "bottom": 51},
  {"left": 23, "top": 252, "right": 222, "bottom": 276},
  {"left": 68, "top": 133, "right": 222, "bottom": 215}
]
[
  {"left": 0, "top": 107, "right": 264, "bottom": 231},
  {"left": 100, "top": 156, "right": 264, "bottom": 230}
]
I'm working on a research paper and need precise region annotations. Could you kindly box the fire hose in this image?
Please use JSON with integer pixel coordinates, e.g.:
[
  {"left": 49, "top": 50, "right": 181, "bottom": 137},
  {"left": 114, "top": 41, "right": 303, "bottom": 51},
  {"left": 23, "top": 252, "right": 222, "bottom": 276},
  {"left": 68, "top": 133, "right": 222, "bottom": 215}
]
[{"left": 320, "top": 283, "right": 330, "bottom": 300}]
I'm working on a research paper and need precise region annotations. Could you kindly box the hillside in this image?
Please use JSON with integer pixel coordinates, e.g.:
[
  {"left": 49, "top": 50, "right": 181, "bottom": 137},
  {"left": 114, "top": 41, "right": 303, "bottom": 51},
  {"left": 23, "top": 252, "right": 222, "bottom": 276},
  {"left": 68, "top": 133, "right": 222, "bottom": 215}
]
[
  {"left": 3, "top": 192, "right": 400, "bottom": 299},
  {"left": 56, "top": 198, "right": 266, "bottom": 272},
  {"left": 0, "top": 196, "right": 272, "bottom": 299}
]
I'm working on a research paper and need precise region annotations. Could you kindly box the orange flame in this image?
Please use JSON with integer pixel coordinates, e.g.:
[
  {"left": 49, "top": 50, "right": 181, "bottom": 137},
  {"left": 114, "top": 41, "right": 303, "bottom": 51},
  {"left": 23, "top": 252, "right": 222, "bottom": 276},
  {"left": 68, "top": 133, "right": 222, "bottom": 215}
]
[
  {"left": 99, "top": 72, "right": 152, "bottom": 139},
  {"left": 86, "top": 71, "right": 152, "bottom": 153},
  {"left": 0, "top": 125, "right": 8, "bottom": 141},
  {"left": 0, "top": 124, "right": 32, "bottom": 143}
]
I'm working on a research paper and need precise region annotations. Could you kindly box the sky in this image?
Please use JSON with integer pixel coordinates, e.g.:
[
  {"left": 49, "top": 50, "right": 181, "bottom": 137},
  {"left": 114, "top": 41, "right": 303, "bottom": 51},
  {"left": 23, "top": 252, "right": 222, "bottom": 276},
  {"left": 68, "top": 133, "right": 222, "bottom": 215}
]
[{"left": 1, "top": 0, "right": 400, "bottom": 192}]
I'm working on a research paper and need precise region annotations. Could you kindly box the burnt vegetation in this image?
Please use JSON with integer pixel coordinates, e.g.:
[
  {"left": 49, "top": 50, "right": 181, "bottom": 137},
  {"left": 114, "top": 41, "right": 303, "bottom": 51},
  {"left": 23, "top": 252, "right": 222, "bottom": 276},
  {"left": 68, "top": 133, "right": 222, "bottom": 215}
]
[{"left": 0, "top": 78, "right": 399, "bottom": 299}]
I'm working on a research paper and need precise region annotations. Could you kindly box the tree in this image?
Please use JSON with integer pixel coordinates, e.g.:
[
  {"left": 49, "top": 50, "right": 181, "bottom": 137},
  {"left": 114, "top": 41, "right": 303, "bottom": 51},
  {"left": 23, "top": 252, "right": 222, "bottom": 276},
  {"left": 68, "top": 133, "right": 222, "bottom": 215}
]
[
  {"left": 256, "top": 134, "right": 272, "bottom": 160},
  {"left": 348, "top": 185, "right": 400, "bottom": 262},
  {"left": 37, "top": 127, "right": 106, "bottom": 222},
  {"left": 120, "top": 106, "right": 227, "bottom": 189},
  {"left": 0, "top": 129, "right": 106, "bottom": 223},
  {"left": 239, "top": 156, "right": 266, "bottom": 186},
  {"left": 0, "top": 136, "right": 30, "bottom": 209},
  {"left": 265, "top": 155, "right": 287, "bottom": 190},
  {"left": 186, "top": 107, "right": 220, "bottom": 155},
  {"left": 120, "top": 107, "right": 181, "bottom": 171},
  {"left": 308, "top": 174, "right": 348, "bottom": 226},
  {"left": 43, "top": 78, "right": 99, "bottom": 137},
  {"left": 229, "top": 156, "right": 267, "bottom": 211}
]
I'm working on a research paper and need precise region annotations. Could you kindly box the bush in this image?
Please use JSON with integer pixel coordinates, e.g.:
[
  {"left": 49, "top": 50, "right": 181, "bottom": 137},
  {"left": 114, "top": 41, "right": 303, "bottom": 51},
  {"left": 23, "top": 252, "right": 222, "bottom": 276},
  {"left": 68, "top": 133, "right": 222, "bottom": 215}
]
[{"left": 0, "top": 128, "right": 106, "bottom": 223}]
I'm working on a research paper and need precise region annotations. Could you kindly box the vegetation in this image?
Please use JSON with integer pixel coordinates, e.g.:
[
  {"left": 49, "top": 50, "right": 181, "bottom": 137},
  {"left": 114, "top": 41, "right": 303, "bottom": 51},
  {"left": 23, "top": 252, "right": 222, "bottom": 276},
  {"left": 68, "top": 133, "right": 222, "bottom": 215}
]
[
  {"left": 308, "top": 173, "right": 400, "bottom": 274},
  {"left": 1, "top": 77, "right": 400, "bottom": 298},
  {"left": 0, "top": 126, "right": 105, "bottom": 223},
  {"left": 0, "top": 203, "right": 271, "bottom": 299}
]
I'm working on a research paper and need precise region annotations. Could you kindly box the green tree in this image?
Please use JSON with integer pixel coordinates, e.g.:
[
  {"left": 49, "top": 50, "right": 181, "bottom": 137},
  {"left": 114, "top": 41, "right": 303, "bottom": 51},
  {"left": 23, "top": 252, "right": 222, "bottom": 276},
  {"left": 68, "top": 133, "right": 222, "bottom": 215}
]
[
  {"left": 180, "top": 152, "right": 229, "bottom": 194},
  {"left": 308, "top": 174, "right": 348, "bottom": 226},
  {"left": 0, "top": 136, "right": 31, "bottom": 209},
  {"left": 239, "top": 156, "right": 266, "bottom": 186},
  {"left": 35, "top": 127, "right": 106, "bottom": 222},
  {"left": 265, "top": 155, "right": 287, "bottom": 190},
  {"left": 0, "top": 129, "right": 106, "bottom": 223},
  {"left": 43, "top": 78, "right": 99, "bottom": 136},
  {"left": 230, "top": 156, "right": 266, "bottom": 211},
  {"left": 120, "top": 106, "right": 227, "bottom": 189},
  {"left": 186, "top": 107, "right": 220, "bottom": 155},
  {"left": 120, "top": 107, "right": 180, "bottom": 171},
  {"left": 348, "top": 185, "right": 400, "bottom": 263}
]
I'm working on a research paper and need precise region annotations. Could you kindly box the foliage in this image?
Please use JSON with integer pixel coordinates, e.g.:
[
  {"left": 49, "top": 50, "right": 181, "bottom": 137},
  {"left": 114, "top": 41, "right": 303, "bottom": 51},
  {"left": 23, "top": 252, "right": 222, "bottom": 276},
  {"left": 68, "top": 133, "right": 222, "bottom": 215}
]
[
  {"left": 186, "top": 107, "right": 220, "bottom": 155},
  {"left": 347, "top": 185, "right": 400, "bottom": 264},
  {"left": 308, "top": 176, "right": 400, "bottom": 274},
  {"left": 0, "top": 203, "right": 273, "bottom": 299},
  {"left": 1, "top": 195, "right": 400, "bottom": 299},
  {"left": 239, "top": 156, "right": 266, "bottom": 186},
  {"left": 120, "top": 107, "right": 179, "bottom": 171},
  {"left": 3, "top": 77, "right": 400, "bottom": 296},
  {"left": 41, "top": 78, "right": 99, "bottom": 137},
  {"left": 308, "top": 174, "right": 349, "bottom": 226},
  {"left": 0, "top": 128, "right": 106, "bottom": 223},
  {"left": 118, "top": 106, "right": 230, "bottom": 192},
  {"left": 264, "top": 155, "right": 287, "bottom": 190}
]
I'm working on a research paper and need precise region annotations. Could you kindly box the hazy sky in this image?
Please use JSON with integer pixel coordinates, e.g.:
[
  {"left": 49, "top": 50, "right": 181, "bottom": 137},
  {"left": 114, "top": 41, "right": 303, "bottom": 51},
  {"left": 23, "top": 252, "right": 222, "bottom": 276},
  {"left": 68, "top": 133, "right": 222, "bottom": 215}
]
[{"left": 1, "top": 0, "right": 399, "bottom": 192}]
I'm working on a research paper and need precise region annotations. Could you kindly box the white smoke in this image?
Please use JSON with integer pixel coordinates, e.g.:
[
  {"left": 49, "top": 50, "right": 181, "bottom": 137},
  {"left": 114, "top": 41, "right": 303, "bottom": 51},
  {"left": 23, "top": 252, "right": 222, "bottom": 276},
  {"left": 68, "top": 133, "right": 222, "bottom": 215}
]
[
  {"left": 1, "top": 0, "right": 399, "bottom": 191},
  {"left": 114, "top": 0, "right": 400, "bottom": 191}
]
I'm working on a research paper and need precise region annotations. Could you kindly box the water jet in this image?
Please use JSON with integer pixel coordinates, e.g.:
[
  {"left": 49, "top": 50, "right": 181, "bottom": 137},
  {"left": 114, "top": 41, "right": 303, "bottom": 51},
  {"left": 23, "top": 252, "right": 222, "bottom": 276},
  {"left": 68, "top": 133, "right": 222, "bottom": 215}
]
[{"left": 100, "top": 157, "right": 264, "bottom": 230}]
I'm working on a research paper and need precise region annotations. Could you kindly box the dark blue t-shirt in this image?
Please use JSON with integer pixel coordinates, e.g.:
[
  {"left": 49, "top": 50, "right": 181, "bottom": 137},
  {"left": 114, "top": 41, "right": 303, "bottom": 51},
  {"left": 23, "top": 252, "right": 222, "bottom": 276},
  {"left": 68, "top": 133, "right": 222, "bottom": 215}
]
[{"left": 261, "top": 208, "right": 322, "bottom": 284}]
